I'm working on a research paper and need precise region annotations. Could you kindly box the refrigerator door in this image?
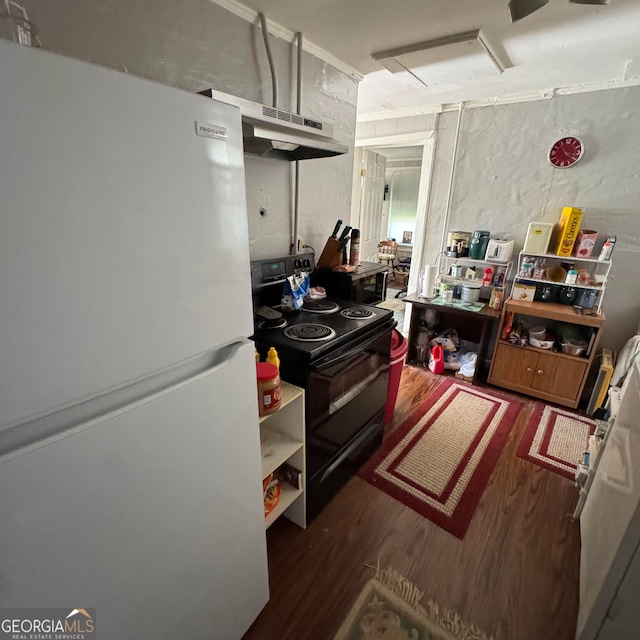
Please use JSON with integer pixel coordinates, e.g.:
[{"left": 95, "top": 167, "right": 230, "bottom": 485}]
[
  {"left": 0, "top": 40, "right": 253, "bottom": 430},
  {"left": 0, "top": 341, "right": 269, "bottom": 639},
  {"left": 577, "top": 362, "right": 640, "bottom": 640}
]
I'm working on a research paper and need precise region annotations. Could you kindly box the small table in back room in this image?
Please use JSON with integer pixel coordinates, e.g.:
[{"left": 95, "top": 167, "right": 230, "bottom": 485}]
[{"left": 403, "top": 292, "right": 502, "bottom": 384}]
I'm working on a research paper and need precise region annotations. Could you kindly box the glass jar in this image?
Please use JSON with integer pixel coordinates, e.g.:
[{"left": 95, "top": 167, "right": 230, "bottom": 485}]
[
  {"left": 256, "top": 362, "right": 281, "bottom": 417},
  {"left": 577, "top": 269, "right": 591, "bottom": 286}
]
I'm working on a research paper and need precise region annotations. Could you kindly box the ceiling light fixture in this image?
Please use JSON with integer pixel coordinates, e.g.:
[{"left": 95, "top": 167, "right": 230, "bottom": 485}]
[
  {"left": 569, "top": 0, "right": 609, "bottom": 4},
  {"left": 372, "top": 29, "right": 510, "bottom": 77}
]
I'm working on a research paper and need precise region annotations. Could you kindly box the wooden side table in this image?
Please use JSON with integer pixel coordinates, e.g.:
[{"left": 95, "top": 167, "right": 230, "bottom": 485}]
[{"left": 403, "top": 293, "right": 501, "bottom": 383}]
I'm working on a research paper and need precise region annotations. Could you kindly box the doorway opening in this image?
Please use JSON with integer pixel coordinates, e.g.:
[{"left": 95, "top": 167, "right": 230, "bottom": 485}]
[{"left": 350, "top": 133, "right": 436, "bottom": 333}]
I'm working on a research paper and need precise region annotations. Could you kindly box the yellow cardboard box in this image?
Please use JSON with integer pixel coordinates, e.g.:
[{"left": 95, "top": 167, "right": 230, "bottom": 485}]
[{"left": 555, "top": 207, "right": 583, "bottom": 257}]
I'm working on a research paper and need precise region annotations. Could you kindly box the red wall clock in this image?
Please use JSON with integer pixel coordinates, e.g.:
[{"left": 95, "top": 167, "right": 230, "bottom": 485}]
[{"left": 548, "top": 136, "right": 584, "bottom": 168}]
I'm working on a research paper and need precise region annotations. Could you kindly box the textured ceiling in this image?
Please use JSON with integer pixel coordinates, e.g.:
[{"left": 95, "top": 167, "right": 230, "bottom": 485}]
[{"left": 236, "top": 0, "right": 640, "bottom": 118}]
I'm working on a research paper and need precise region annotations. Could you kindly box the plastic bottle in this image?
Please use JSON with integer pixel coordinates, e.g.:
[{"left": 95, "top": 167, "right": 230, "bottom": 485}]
[
  {"left": 266, "top": 346, "right": 280, "bottom": 372},
  {"left": 256, "top": 362, "right": 281, "bottom": 417},
  {"left": 349, "top": 228, "right": 360, "bottom": 266},
  {"left": 565, "top": 269, "right": 578, "bottom": 285},
  {"left": 428, "top": 345, "right": 445, "bottom": 374},
  {"left": 598, "top": 237, "right": 615, "bottom": 261}
]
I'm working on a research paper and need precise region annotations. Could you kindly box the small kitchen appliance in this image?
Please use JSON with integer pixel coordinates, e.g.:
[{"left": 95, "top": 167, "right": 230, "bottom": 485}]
[
  {"left": 469, "top": 230, "right": 490, "bottom": 260},
  {"left": 485, "top": 238, "right": 514, "bottom": 263},
  {"left": 312, "top": 260, "right": 387, "bottom": 304},
  {"left": 446, "top": 231, "right": 471, "bottom": 257}
]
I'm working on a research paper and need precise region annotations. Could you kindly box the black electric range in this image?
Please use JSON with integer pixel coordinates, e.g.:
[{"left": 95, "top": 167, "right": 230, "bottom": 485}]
[{"left": 251, "top": 253, "right": 394, "bottom": 521}]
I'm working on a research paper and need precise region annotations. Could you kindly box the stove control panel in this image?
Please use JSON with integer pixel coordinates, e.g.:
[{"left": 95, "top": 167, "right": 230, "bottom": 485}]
[{"left": 250, "top": 252, "right": 315, "bottom": 289}]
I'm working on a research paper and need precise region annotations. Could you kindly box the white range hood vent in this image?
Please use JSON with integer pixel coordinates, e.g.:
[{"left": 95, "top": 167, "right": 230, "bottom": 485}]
[{"left": 199, "top": 89, "right": 348, "bottom": 161}]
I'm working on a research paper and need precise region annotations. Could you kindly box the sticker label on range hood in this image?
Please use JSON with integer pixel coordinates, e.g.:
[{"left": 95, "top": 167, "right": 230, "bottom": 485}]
[{"left": 195, "top": 121, "right": 228, "bottom": 141}]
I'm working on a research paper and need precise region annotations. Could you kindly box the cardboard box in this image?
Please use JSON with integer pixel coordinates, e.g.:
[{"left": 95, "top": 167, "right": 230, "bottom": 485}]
[
  {"left": 554, "top": 207, "right": 583, "bottom": 257},
  {"left": 512, "top": 283, "right": 536, "bottom": 302},
  {"left": 573, "top": 229, "right": 598, "bottom": 258}
]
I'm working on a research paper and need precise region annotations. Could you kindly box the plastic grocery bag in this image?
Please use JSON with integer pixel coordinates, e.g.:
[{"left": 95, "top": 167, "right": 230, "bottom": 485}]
[{"left": 281, "top": 272, "right": 310, "bottom": 311}]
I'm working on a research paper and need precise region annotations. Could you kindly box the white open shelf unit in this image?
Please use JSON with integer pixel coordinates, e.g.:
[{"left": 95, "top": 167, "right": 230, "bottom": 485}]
[
  {"left": 512, "top": 251, "right": 612, "bottom": 313},
  {"left": 437, "top": 253, "right": 514, "bottom": 299},
  {"left": 260, "top": 380, "right": 306, "bottom": 529}
]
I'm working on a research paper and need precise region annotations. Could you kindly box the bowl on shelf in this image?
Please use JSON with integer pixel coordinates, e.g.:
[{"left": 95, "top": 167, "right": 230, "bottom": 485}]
[
  {"left": 530, "top": 329, "right": 555, "bottom": 350},
  {"left": 530, "top": 337, "right": 555, "bottom": 350},
  {"left": 529, "top": 326, "right": 547, "bottom": 342},
  {"left": 546, "top": 265, "right": 567, "bottom": 283},
  {"left": 560, "top": 336, "right": 587, "bottom": 356}
]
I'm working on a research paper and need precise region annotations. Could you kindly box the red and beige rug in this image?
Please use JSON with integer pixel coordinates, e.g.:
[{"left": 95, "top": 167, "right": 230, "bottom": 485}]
[
  {"left": 359, "top": 378, "right": 521, "bottom": 539},
  {"left": 518, "top": 403, "right": 595, "bottom": 480}
]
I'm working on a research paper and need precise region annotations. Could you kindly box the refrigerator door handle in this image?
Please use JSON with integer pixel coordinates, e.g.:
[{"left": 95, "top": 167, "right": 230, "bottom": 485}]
[{"left": 0, "top": 340, "right": 249, "bottom": 461}]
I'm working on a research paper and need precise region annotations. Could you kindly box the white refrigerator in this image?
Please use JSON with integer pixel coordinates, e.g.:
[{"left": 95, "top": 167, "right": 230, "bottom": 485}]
[
  {"left": 0, "top": 40, "right": 269, "bottom": 639},
  {"left": 577, "top": 360, "right": 640, "bottom": 640}
]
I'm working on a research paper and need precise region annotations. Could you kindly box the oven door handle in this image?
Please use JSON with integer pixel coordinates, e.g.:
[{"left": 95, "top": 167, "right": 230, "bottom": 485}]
[
  {"left": 313, "top": 321, "right": 395, "bottom": 372},
  {"left": 315, "top": 419, "right": 380, "bottom": 485}
]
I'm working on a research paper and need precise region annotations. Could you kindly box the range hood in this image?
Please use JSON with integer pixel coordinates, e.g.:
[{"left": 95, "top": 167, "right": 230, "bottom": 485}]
[{"left": 199, "top": 89, "right": 348, "bottom": 161}]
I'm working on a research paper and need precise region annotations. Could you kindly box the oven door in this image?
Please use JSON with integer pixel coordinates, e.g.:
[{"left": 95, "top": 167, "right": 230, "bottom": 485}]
[{"left": 306, "top": 321, "right": 393, "bottom": 482}]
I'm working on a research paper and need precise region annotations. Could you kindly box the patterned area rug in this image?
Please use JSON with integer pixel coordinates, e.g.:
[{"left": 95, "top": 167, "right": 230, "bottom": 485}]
[
  {"left": 359, "top": 378, "right": 521, "bottom": 538},
  {"left": 333, "top": 562, "right": 493, "bottom": 640},
  {"left": 377, "top": 298, "right": 406, "bottom": 312},
  {"left": 517, "top": 404, "right": 595, "bottom": 479}
]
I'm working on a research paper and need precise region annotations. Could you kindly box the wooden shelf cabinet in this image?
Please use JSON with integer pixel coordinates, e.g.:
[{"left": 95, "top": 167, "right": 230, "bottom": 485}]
[
  {"left": 259, "top": 381, "right": 306, "bottom": 529},
  {"left": 488, "top": 299, "right": 605, "bottom": 408}
]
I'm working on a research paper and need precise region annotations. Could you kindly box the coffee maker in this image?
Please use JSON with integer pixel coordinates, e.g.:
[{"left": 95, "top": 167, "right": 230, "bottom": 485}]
[{"left": 446, "top": 231, "right": 471, "bottom": 257}]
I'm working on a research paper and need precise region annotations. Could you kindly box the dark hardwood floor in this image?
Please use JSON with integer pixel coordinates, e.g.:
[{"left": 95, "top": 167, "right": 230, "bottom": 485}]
[{"left": 243, "top": 366, "right": 581, "bottom": 640}]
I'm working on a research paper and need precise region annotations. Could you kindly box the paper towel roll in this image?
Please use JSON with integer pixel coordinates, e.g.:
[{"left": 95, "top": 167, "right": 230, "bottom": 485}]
[{"left": 419, "top": 264, "right": 437, "bottom": 298}]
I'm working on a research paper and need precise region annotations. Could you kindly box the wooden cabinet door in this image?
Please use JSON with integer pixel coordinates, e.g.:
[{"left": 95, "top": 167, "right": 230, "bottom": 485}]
[
  {"left": 490, "top": 343, "right": 539, "bottom": 388},
  {"left": 530, "top": 352, "right": 587, "bottom": 402}
]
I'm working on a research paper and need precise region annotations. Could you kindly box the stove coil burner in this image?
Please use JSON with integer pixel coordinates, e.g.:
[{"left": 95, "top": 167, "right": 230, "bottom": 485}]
[
  {"left": 303, "top": 299, "right": 340, "bottom": 314},
  {"left": 284, "top": 323, "right": 337, "bottom": 342},
  {"left": 340, "top": 307, "right": 375, "bottom": 320},
  {"left": 264, "top": 317, "right": 287, "bottom": 329}
]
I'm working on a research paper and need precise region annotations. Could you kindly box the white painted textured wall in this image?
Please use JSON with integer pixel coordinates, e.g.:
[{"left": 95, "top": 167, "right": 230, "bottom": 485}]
[
  {"left": 359, "top": 87, "right": 640, "bottom": 353},
  {"left": 17, "top": 0, "right": 357, "bottom": 260}
]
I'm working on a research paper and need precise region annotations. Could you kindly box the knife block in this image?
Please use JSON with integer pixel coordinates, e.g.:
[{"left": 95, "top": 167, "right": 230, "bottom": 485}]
[{"left": 317, "top": 237, "right": 343, "bottom": 269}]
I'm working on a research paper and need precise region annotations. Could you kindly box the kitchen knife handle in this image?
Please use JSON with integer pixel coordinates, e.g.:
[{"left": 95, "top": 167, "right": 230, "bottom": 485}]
[
  {"left": 331, "top": 219, "right": 342, "bottom": 238},
  {"left": 339, "top": 225, "right": 352, "bottom": 241}
]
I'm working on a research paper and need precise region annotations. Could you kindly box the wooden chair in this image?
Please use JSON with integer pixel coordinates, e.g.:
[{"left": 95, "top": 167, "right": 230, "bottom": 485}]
[{"left": 378, "top": 240, "right": 398, "bottom": 279}]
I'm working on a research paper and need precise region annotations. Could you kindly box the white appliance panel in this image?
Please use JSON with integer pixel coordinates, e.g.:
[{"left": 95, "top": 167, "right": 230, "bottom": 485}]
[
  {"left": 0, "top": 341, "right": 268, "bottom": 639},
  {"left": 0, "top": 40, "right": 253, "bottom": 429},
  {"left": 578, "top": 362, "right": 640, "bottom": 640},
  {"left": 596, "top": 545, "right": 640, "bottom": 640}
]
